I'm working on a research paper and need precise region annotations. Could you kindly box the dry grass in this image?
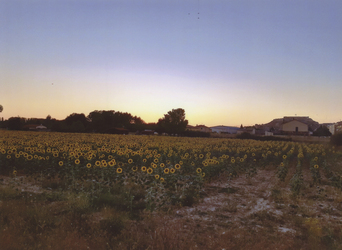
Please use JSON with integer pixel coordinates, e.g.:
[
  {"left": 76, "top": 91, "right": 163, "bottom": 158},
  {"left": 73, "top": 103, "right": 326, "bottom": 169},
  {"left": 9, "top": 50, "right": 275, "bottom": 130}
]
[{"left": 1, "top": 166, "right": 342, "bottom": 250}]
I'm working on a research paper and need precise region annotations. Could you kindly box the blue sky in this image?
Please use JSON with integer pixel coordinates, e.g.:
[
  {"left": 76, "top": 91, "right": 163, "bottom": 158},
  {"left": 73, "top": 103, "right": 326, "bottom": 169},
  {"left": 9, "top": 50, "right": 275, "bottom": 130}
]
[{"left": 1, "top": 0, "right": 341, "bottom": 126}]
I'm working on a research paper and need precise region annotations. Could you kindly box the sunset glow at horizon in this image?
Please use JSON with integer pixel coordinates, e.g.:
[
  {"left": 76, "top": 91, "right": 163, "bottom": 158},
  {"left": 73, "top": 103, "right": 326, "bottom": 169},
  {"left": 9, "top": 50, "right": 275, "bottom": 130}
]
[{"left": 1, "top": 0, "right": 341, "bottom": 127}]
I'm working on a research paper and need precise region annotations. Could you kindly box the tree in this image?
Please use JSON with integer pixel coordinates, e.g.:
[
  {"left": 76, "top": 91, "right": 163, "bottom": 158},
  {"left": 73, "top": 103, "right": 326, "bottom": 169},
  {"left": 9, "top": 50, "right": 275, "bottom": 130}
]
[
  {"left": 313, "top": 125, "right": 332, "bottom": 136},
  {"left": 8, "top": 117, "right": 25, "bottom": 130},
  {"left": 157, "top": 108, "right": 188, "bottom": 135},
  {"left": 0, "top": 105, "right": 3, "bottom": 113},
  {"left": 64, "top": 113, "right": 89, "bottom": 132}
]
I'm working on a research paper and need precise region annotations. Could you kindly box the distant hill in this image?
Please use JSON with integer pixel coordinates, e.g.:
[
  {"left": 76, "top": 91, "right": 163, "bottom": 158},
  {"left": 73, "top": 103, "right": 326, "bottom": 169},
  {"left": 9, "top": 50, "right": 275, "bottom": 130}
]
[{"left": 258, "top": 116, "right": 321, "bottom": 132}]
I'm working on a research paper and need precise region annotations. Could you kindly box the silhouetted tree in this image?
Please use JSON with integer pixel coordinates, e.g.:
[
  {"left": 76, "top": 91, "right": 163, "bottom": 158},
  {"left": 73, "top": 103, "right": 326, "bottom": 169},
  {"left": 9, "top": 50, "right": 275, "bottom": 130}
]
[
  {"left": 0, "top": 105, "right": 3, "bottom": 113},
  {"left": 88, "top": 110, "right": 114, "bottom": 132},
  {"left": 64, "top": 113, "right": 89, "bottom": 132},
  {"left": 88, "top": 110, "right": 144, "bottom": 133},
  {"left": 313, "top": 125, "right": 332, "bottom": 136},
  {"left": 157, "top": 108, "right": 188, "bottom": 135},
  {"left": 8, "top": 117, "right": 25, "bottom": 130}
]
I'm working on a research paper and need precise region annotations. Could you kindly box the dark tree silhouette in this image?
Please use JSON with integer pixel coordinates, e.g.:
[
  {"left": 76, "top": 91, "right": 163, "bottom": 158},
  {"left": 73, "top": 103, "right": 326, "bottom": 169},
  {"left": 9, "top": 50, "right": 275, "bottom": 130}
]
[
  {"left": 313, "top": 125, "right": 332, "bottom": 136},
  {"left": 157, "top": 108, "right": 188, "bottom": 135},
  {"left": 64, "top": 113, "right": 89, "bottom": 132},
  {"left": 8, "top": 117, "right": 25, "bottom": 130},
  {"left": 88, "top": 110, "right": 145, "bottom": 133}
]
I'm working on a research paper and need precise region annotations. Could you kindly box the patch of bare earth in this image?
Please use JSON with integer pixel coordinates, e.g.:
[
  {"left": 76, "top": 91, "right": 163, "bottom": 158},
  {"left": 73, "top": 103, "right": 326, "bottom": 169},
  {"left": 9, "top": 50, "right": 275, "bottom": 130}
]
[
  {"left": 147, "top": 167, "right": 342, "bottom": 249},
  {"left": 0, "top": 175, "right": 46, "bottom": 194}
]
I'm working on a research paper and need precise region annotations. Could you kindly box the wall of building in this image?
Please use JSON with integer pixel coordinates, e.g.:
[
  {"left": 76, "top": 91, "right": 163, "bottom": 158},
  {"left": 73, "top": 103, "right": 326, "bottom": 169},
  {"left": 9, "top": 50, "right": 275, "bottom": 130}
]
[{"left": 282, "top": 120, "right": 308, "bottom": 132}]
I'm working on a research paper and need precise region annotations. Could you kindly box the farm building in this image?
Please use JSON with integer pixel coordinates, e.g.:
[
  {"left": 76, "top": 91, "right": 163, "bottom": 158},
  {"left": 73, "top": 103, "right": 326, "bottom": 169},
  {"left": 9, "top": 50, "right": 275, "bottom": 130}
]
[
  {"left": 210, "top": 126, "right": 239, "bottom": 134},
  {"left": 237, "top": 126, "right": 255, "bottom": 135},
  {"left": 23, "top": 124, "right": 48, "bottom": 131},
  {"left": 186, "top": 125, "right": 212, "bottom": 133},
  {"left": 327, "top": 121, "right": 342, "bottom": 135},
  {"left": 282, "top": 119, "right": 308, "bottom": 135}
]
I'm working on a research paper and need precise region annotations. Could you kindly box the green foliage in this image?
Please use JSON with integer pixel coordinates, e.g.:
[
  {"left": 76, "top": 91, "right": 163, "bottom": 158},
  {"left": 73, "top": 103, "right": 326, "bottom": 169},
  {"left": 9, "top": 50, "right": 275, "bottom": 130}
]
[
  {"left": 157, "top": 108, "right": 188, "bottom": 135},
  {"left": 276, "top": 164, "right": 288, "bottom": 182},
  {"left": 290, "top": 162, "right": 304, "bottom": 197},
  {"left": 313, "top": 125, "right": 332, "bottom": 136}
]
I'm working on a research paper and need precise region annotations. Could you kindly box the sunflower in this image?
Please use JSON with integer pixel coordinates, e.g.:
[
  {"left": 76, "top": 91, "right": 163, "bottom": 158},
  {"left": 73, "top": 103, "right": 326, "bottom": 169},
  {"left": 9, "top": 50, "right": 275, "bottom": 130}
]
[
  {"left": 128, "top": 158, "right": 133, "bottom": 164},
  {"left": 58, "top": 161, "right": 63, "bottom": 166},
  {"left": 199, "top": 154, "right": 204, "bottom": 159},
  {"left": 86, "top": 163, "right": 92, "bottom": 168},
  {"left": 170, "top": 168, "right": 175, "bottom": 174},
  {"left": 75, "top": 159, "right": 80, "bottom": 165},
  {"left": 132, "top": 166, "right": 138, "bottom": 172},
  {"left": 202, "top": 172, "right": 205, "bottom": 177},
  {"left": 280, "top": 162, "right": 284, "bottom": 167},
  {"left": 117, "top": 168, "right": 123, "bottom": 173},
  {"left": 283, "top": 155, "right": 287, "bottom": 160},
  {"left": 155, "top": 174, "right": 160, "bottom": 179},
  {"left": 231, "top": 159, "right": 235, "bottom": 164},
  {"left": 160, "top": 177, "right": 165, "bottom": 182},
  {"left": 153, "top": 158, "right": 159, "bottom": 164},
  {"left": 314, "top": 165, "right": 319, "bottom": 169},
  {"left": 6, "top": 155, "right": 11, "bottom": 159},
  {"left": 143, "top": 158, "right": 147, "bottom": 163},
  {"left": 147, "top": 168, "right": 153, "bottom": 174},
  {"left": 102, "top": 162, "right": 108, "bottom": 167},
  {"left": 95, "top": 160, "right": 101, "bottom": 166},
  {"left": 108, "top": 160, "right": 115, "bottom": 167},
  {"left": 141, "top": 166, "right": 147, "bottom": 172},
  {"left": 196, "top": 168, "right": 202, "bottom": 174},
  {"left": 179, "top": 161, "right": 183, "bottom": 165},
  {"left": 164, "top": 168, "right": 170, "bottom": 174},
  {"left": 13, "top": 170, "right": 17, "bottom": 175},
  {"left": 240, "top": 158, "right": 244, "bottom": 162},
  {"left": 160, "top": 163, "right": 165, "bottom": 168},
  {"left": 175, "top": 164, "right": 181, "bottom": 170}
]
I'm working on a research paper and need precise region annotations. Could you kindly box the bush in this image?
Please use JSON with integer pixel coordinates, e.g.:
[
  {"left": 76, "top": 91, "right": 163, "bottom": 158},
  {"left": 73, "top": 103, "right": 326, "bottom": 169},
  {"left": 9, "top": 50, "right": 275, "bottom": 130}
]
[{"left": 331, "top": 132, "right": 342, "bottom": 146}]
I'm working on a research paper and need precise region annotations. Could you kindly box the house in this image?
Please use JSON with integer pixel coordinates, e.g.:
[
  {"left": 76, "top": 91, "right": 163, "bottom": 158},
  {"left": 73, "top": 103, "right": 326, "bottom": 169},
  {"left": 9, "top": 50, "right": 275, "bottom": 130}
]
[
  {"left": 210, "top": 126, "right": 239, "bottom": 134},
  {"left": 328, "top": 122, "right": 342, "bottom": 135},
  {"left": 23, "top": 124, "right": 48, "bottom": 131},
  {"left": 186, "top": 125, "right": 212, "bottom": 133},
  {"left": 237, "top": 126, "right": 255, "bottom": 135},
  {"left": 36, "top": 124, "right": 48, "bottom": 131},
  {"left": 282, "top": 119, "right": 309, "bottom": 135}
]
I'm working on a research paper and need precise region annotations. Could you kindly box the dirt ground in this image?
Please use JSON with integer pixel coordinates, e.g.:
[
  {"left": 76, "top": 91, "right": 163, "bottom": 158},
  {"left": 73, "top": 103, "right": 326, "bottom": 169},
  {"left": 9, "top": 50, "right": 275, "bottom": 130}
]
[{"left": 1, "top": 166, "right": 342, "bottom": 249}]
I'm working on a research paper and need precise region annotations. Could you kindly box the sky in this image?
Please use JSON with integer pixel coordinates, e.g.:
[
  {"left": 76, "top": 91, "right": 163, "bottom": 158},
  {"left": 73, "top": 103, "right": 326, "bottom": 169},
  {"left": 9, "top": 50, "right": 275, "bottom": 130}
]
[{"left": 1, "top": 0, "right": 342, "bottom": 127}]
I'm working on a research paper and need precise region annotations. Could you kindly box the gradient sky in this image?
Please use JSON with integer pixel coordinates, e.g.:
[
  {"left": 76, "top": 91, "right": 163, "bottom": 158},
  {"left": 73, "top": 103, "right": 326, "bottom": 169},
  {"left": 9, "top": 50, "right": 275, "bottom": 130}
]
[{"left": 1, "top": 0, "right": 341, "bottom": 127}]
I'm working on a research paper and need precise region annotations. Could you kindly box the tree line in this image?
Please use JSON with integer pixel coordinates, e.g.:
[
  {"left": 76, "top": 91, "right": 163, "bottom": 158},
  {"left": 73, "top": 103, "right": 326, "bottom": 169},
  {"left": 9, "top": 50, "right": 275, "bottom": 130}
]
[{"left": 0, "top": 108, "right": 192, "bottom": 135}]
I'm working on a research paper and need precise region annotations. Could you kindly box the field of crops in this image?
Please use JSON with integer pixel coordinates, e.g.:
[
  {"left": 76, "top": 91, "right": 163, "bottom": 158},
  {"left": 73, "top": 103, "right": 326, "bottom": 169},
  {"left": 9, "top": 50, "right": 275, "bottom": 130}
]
[
  {"left": 1, "top": 130, "right": 342, "bottom": 249},
  {"left": 1, "top": 130, "right": 341, "bottom": 198}
]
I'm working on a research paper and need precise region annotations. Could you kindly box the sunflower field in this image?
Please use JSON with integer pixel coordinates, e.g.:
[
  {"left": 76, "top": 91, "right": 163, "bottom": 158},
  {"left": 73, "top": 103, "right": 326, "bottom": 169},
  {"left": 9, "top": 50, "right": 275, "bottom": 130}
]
[
  {"left": 2, "top": 130, "right": 342, "bottom": 249},
  {"left": 1, "top": 130, "right": 341, "bottom": 208}
]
